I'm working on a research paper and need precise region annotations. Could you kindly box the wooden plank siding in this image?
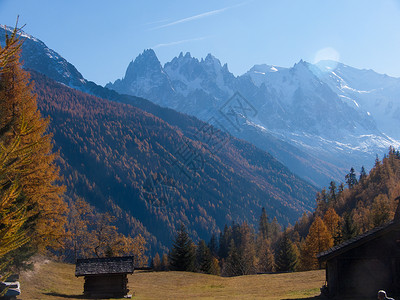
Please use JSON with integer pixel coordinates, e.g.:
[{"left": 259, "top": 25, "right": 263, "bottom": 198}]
[
  {"left": 84, "top": 274, "right": 128, "bottom": 298},
  {"left": 318, "top": 221, "right": 400, "bottom": 298},
  {"left": 75, "top": 256, "right": 134, "bottom": 298}
]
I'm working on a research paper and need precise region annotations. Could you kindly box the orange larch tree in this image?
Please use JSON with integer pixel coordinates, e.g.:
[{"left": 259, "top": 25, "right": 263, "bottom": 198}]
[
  {"left": 0, "top": 25, "right": 67, "bottom": 254},
  {"left": 299, "top": 216, "right": 333, "bottom": 270},
  {"left": 323, "top": 207, "right": 342, "bottom": 245}
]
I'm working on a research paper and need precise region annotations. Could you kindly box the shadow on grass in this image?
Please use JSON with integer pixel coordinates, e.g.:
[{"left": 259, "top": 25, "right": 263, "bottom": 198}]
[
  {"left": 282, "top": 296, "right": 323, "bottom": 300},
  {"left": 43, "top": 292, "right": 86, "bottom": 298}
]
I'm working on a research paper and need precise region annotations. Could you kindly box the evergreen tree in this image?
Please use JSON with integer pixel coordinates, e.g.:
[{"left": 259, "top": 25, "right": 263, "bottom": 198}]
[
  {"left": 218, "top": 224, "right": 232, "bottom": 259},
  {"left": 207, "top": 233, "right": 218, "bottom": 257},
  {"left": 231, "top": 222, "right": 241, "bottom": 248},
  {"left": 345, "top": 167, "right": 358, "bottom": 189},
  {"left": 375, "top": 155, "right": 381, "bottom": 168},
  {"left": 220, "top": 222, "right": 257, "bottom": 276},
  {"left": 316, "top": 188, "right": 330, "bottom": 215},
  {"left": 169, "top": 224, "right": 196, "bottom": 272},
  {"left": 196, "top": 240, "right": 212, "bottom": 274},
  {"left": 275, "top": 230, "right": 298, "bottom": 272},
  {"left": 338, "top": 183, "right": 345, "bottom": 194},
  {"left": 342, "top": 212, "right": 358, "bottom": 241},
  {"left": 223, "top": 239, "right": 242, "bottom": 276},
  {"left": 328, "top": 181, "right": 337, "bottom": 205},
  {"left": 258, "top": 207, "right": 270, "bottom": 240},
  {"left": 359, "top": 166, "right": 367, "bottom": 182}
]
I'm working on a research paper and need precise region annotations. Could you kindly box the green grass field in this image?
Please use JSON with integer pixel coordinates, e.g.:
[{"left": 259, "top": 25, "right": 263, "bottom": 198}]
[{"left": 19, "top": 260, "right": 325, "bottom": 300}]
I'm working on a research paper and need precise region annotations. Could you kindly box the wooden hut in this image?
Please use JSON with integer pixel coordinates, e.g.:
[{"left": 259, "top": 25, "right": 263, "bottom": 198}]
[
  {"left": 317, "top": 220, "right": 400, "bottom": 298},
  {"left": 75, "top": 256, "right": 134, "bottom": 298}
]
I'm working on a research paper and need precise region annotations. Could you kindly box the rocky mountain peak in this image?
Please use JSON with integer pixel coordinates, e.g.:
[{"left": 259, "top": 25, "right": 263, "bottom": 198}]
[{"left": 124, "top": 49, "right": 162, "bottom": 81}]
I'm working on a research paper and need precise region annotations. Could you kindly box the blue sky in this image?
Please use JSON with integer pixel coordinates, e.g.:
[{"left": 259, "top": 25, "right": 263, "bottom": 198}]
[{"left": 1, "top": 0, "right": 400, "bottom": 85}]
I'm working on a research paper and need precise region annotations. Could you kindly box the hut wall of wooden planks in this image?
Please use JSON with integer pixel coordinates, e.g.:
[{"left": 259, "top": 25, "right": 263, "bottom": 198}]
[
  {"left": 75, "top": 256, "right": 134, "bottom": 298},
  {"left": 318, "top": 221, "right": 400, "bottom": 299}
]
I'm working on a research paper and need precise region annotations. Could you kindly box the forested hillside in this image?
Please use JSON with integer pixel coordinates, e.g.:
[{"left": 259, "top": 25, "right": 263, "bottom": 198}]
[
  {"left": 160, "top": 148, "right": 400, "bottom": 276},
  {"left": 290, "top": 148, "right": 400, "bottom": 270},
  {"left": 313, "top": 148, "right": 400, "bottom": 232},
  {"left": 30, "top": 70, "right": 317, "bottom": 252}
]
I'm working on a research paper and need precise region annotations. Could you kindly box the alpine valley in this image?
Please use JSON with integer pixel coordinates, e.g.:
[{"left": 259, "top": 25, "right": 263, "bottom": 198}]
[
  {"left": 1, "top": 25, "right": 399, "bottom": 253},
  {"left": 107, "top": 50, "right": 400, "bottom": 187}
]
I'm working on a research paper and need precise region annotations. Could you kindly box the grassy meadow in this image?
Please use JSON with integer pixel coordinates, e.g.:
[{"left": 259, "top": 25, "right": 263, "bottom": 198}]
[{"left": 19, "top": 260, "right": 325, "bottom": 300}]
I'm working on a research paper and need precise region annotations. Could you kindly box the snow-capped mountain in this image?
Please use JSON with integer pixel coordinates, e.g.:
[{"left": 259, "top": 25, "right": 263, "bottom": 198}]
[
  {"left": 243, "top": 59, "right": 377, "bottom": 135},
  {"left": 164, "top": 52, "right": 235, "bottom": 98},
  {"left": 0, "top": 25, "right": 86, "bottom": 88},
  {"left": 314, "top": 61, "right": 400, "bottom": 140},
  {"left": 109, "top": 49, "right": 178, "bottom": 107},
  {"left": 3, "top": 23, "right": 397, "bottom": 187},
  {"left": 106, "top": 51, "right": 238, "bottom": 119},
  {"left": 241, "top": 60, "right": 397, "bottom": 169},
  {"left": 107, "top": 51, "right": 400, "bottom": 186}
]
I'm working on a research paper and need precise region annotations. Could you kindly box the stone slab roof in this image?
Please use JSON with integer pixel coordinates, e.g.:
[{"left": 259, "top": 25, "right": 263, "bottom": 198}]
[{"left": 75, "top": 256, "right": 134, "bottom": 277}]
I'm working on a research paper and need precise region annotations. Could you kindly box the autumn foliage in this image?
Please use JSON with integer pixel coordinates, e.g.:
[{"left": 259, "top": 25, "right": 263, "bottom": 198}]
[
  {"left": 299, "top": 217, "right": 333, "bottom": 270},
  {"left": 0, "top": 25, "right": 67, "bottom": 272},
  {"left": 29, "top": 69, "right": 317, "bottom": 253},
  {"left": 293, "top": 147, "right": 400, "bottom": 270},
  {"left": 158, "top": 148, "right": 400, "bottom": 275},
  {"left": 64, "top": 197, "right": 148, "bottom": 265}
]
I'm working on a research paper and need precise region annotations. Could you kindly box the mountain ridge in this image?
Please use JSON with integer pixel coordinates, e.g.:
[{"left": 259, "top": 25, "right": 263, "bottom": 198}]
[
  {"left": 3, "top": 25, "right": 398, "bottom": 187},
  {"left": 0, "top": 26, "right": 320, "bottom": 252},
  {"left": 106, "top": 49, "right": 400, "bottom": 186},
  {"left": 0, "top": 25, "right": 338, "bottom": 186}
]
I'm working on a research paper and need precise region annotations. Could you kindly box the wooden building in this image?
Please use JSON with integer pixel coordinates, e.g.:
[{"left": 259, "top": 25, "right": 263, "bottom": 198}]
[
  {"left": 318, "top": 220, "right": 400, "bottom": 298},
  {"left": 75, "top": 256, "right": 134, "bottom": 298}
]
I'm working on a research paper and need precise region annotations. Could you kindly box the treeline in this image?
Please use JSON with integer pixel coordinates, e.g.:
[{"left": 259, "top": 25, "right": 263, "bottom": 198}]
[
  {"left": 151, "top": 208, "right": 325, "bottom": 276},
  {"left": 0, "top": 26, "right": 148, "bottom": 274},
  {"left": 294, "top": 148, "right": 400, "bottom": 270},
  {"left": 153, "top": 147, "right": 400, "bottom": 275},
  {"left": 313, "top": 148, "right": 400, "bottom": 233},
  {"left": 151, "top": 210, "right": 282, "bottom": 276}
]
